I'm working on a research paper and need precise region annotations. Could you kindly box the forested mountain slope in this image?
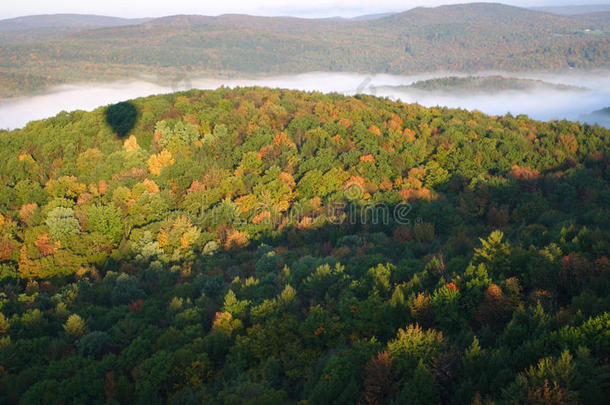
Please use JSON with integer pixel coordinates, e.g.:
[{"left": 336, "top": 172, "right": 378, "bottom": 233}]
[
  {"left": 0, "top": 3, "right": 608, "bottom": 97},
  {"left": 0, "top": 87, "right": 608, "bottom": 403}
]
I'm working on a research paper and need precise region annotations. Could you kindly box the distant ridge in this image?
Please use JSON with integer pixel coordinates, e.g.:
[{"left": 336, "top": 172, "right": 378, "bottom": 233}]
[
  {"left": 0, "top": 14, "right": 151, "bottom": 32},
  {"left": 350, "top": 12, "right": 397, "bottom": 21},
  {"left": 532, "top": 4, "right": 610, "bottom": 16}
]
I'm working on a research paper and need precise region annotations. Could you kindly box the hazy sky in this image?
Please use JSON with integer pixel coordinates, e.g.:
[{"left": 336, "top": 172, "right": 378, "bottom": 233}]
[{"left": 1, "top": 0, "right": 608, "bottom": 19}]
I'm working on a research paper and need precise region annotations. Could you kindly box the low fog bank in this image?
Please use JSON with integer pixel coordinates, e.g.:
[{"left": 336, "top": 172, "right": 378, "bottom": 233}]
[{"left": 1, "top": 71, "right": 609, "bottom": 130}]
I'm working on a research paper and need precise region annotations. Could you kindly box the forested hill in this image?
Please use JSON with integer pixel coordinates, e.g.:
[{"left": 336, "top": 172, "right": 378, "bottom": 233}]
[
  {"left": 0, "top": 15, "right": 153, "bottom": 45},
  {"left": 1, "top": 2, "right": 609, "bottom": 97},
  {"left": 0, "top": 87, "right": 609, "bottom": 403},
  {"left": 0, "top": 14, "right": 151, "bottom": 32},
  {"left": 398, "top": 75, "right": 586, "bottom": 94}
]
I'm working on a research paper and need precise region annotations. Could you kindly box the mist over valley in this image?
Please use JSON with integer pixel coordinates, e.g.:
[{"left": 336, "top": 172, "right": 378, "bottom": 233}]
[{"left": 1, "top": 71, "right": 609, "bottom": 129}]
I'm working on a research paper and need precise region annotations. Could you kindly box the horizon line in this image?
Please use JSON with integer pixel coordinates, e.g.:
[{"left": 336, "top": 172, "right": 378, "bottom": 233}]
[{"left": 2, "top": 2, "right": 610, "bottom": 21}]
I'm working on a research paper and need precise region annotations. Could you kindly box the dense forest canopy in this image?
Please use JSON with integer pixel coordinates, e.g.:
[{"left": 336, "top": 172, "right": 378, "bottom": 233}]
[
  {"left": 0, "top": 3, "right": 609, "bottom": 97},
  {"left": 0, "top": 86, "right": 608, "bottom": 403}
]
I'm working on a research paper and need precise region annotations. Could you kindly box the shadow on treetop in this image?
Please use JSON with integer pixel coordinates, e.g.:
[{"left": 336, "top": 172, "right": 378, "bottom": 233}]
[{"left": 105, "top": 101, "right": 138, "bottom": 137}]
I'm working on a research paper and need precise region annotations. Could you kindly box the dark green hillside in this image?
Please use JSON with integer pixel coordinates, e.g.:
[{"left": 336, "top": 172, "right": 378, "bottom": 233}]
[
  {"left": 0, "top": 88, "right": 609, "bottom": 403},
  {"left": 1, "top": 3, "right": 608, "bottom": 97}
]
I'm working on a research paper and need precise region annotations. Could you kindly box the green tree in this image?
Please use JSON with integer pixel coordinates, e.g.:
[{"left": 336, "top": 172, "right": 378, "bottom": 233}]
[
  {"left": 46, "top": 207, "right": 80, "bottom": 240},
  {"left": 474, "top": 230, "right": 511, "bottom": 275},
  {"left": 63, "top": 314, "right": 85, "bottom": 338},
  {"left": 87, "top": 204, "right": 123, "bottom": 243}
]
